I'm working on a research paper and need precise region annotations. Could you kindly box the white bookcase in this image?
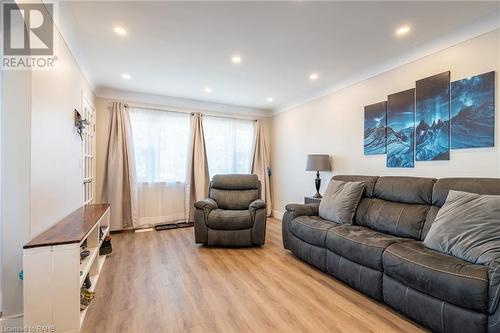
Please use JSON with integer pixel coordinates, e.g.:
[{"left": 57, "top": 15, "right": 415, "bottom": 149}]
[{"left": 23, "top": 204, "right": 110, "bottom": 333}]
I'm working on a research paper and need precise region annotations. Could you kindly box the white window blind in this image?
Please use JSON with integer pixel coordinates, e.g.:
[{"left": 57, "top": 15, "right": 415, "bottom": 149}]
[
  {"left": 129, "top": 107, "right": 190, "bottom": 183},
  {"left": 204, "top": 116, "right": 255, "bottom": 177}
]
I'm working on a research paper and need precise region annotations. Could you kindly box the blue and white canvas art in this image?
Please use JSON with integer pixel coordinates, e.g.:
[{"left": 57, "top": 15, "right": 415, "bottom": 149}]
[
  {"left": 451, "top": 71, "right": 495, "bottom": 149},
  {"left": 387, "top": 89, "right": 415, "bottom": 168},
  {"left": 415, "top": 71, "right": 451, "bottom": 161},
  {"left": 364, "top": 101, "right": 387, "bottom": 155}
]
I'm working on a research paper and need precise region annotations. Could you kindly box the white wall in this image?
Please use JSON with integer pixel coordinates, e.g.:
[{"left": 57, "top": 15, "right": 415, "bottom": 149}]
[
  {"left": 1, "top": 1, "right": 96, "bottom": 319},
  {"left": 270, "top": 29, "right": 500, "bottom": 215},
  {"left": 1, "top": 70, "right": 31, "bottom": 320},
  {"left": 30, "top": 32, "right": 95, "bottom": 239},
  {"left": 0, "top": 19, "right": 3, "bottom": 317}
]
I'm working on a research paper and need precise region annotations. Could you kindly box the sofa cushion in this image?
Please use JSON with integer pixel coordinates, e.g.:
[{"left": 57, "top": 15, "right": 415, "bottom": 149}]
[
  {"left": 424, "top": 190, "right": 500, "bottom": 266},
  {"left": 326, "top": 225, "right": 405, "bottom": 271},
  {"left": 383, "top": 241, "right": 489, "bottom": 313},
  {"left": 210, "top": 188, "right": 259, "bottom": 210},
  {"left": 383, "top": 275, "right": 488, "bottom": 333},
  {"left": 326, "top": 250, "right": 384, "bottom": 300},
  {"left": 374, "top": 176, "right": 436, "bottom": 205},
  {"left": 207, "top": 209, "right": 252, "bottom": 230},
  {"left": 421, "top": 206, "right": 439, "bottom": 240},
  {"left": 354, "top": 198, "right": 430, "bottom": 239},
  {"left": 209, "top": 174, "right": 261, "bottom": 210},
  {"left": 432, "top": 177, "right": 500, "bottom": 207},
  {"left": 290, "top": 216, "right": 338, "bottom": 247},
  {"left": 319, "top": 180, "right": 365, "bottom": 224},
  {"left": 332, "top": 175, "right": 379, "bottom": 198},
  {"left": 211, "top": 174, "right": 259, "bottom": 190}
]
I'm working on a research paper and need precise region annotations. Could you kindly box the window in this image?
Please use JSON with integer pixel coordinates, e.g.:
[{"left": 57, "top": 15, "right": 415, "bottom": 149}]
[
  {"left": 204, "top": 116, "right": 255, "bottom": 177},
  {"left": 82, "top": 97, "right": 95, "bottom": 204},
  {"left": 129, "top": 108, "right": 190, "bottom": 183}
]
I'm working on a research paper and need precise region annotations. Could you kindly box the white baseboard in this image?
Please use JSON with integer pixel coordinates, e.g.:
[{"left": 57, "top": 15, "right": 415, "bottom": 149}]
[
  {"left": 272, "top": 210, "right": 284, "bottom": 220},
  {"left": 0, "top": 314, "right": 23, "bottom": 328}
]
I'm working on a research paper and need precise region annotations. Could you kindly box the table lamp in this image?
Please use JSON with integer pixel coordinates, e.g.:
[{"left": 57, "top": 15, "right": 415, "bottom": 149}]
[{"left": 305, "top": 154, "right": 331, "bottom": 198}]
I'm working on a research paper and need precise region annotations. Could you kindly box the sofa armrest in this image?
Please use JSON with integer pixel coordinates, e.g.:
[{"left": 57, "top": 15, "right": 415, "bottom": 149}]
[
  {"left": 282, "top": 203, "right": 320, "bottom": 250},
  {"left": 250, "top": 200, "right": 267, "bottom": 245},
  {"left": 193, "top": 199, "right": 217, "bottom": 244},
  {"left": 285, "top": 203, "right": 320, "bottom": 217},
  {"left": 249, "top": 199, "right": 266, "bottom": 211},
  {"left": 194, "top": 198, "right": 218, "bottom": 211}
]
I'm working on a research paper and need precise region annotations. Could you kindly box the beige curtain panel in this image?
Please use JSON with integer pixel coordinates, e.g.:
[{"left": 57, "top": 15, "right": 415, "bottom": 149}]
[
  {"left": 102, "top": 102, "right": 139, "bottom": 230},
  {"left": 186, "top": 112, "right": 210, "bottom": 221},
  {"left": 252, "top": 120, "right": 272, "bottom": 217}
]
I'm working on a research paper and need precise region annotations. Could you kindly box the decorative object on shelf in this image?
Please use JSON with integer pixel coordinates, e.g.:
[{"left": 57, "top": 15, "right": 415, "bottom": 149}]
[
  {"left": 415, "top": 71, "right": 451, "bottom": 161},
  {"left": 451, "top": 71, "right": 495, "bottom": 149},
  {"left": 387, "top": 89, "right": 415, "bottom": 168},
  {"left": 305, "top": 154, "right": 331, "bottom": 198},
  {"left": 99, "top": 235, "right": 113, "bottom": 256},
  {"left": 364, "top": 101, "right": 387, "bottom": 155},
  {"left": 74, "top": 108, "right": 90, "bottom": 140}
]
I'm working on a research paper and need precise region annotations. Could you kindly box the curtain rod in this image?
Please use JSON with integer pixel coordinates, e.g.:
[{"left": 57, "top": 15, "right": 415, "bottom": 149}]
[{"left": 123, "top": 103, "right": 258, "bottom": 122}]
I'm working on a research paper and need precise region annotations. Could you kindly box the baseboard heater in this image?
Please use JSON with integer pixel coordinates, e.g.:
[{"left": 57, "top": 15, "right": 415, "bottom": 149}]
[{"left": 155, "top": 221, "right": 194, "bottom": 231}]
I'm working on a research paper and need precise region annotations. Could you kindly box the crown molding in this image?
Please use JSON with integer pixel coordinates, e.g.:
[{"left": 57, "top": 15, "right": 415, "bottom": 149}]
[{"left": 96, "top": 87, "right": 273, "bottom": 118}]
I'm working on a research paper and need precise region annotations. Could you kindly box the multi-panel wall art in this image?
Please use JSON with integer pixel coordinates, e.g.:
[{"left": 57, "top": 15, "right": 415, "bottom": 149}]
[
  {"left": 387, "top": 89, "right": 415, "bottom": 168},
  {"left": 415, "top": 72, "right": 450, "bottom": 161},
  {"left": 364, "top": 101, "right": 387, "bottom": 155},
  {"left": 451, "top": 71, "right": 495, "bottom": 149},
  {"left": 363, "top": 70, "right": 496, "bottom": 168}
]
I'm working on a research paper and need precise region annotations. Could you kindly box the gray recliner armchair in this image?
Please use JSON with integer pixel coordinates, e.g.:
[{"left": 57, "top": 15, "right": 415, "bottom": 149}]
[{"left": 194, "top": 174, "right": 267, "bottom": 246}]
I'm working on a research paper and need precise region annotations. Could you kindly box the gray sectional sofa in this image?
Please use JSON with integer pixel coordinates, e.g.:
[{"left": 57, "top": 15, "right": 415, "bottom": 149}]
[{"left": 282, "top": 175, "right": 500, "bottom": 333}]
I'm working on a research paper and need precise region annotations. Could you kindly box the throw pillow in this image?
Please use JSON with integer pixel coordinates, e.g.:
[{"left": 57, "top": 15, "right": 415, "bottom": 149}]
[
  {"left": 423, "top": 190, "right": 500, "bottom": 265},
  {"left": 319, "top": 180, "right": 365, "bottom": 224}
]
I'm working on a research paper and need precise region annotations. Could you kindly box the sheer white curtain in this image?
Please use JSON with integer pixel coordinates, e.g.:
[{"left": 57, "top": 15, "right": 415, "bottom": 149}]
[
  {"left": 129, "top": 107, "right": 190, "bottom": 226},
  {"left": 204, "top": 116, "right": 255, "bottom": 177}
]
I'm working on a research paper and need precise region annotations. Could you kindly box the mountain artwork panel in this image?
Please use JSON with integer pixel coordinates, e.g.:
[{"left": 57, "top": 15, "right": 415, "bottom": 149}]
[
  {"left": 415, "top": 71, "right": 451, "bottom": 161},
  {"left": 387, "top": 89, "right": 415, "bottom": 168},
  {"left": 451, "top": 71, "right": 495, "bottom": 149},
  {"left": 364, "top": 101, "right": 387, "bottom": 155}
]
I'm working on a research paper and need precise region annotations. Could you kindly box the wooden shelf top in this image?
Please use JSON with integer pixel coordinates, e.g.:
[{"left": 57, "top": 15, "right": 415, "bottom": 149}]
[{"left": 24, "top": 204, "right": 110, "bottom": 249}]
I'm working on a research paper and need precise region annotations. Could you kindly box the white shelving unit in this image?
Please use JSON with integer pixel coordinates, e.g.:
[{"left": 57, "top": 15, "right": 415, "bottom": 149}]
[
  {"left": 79, "top": 224, "right": 110, "bottom": 327},
  {"left": 23, "top": 204, "right": 110, "bottom": 333}
]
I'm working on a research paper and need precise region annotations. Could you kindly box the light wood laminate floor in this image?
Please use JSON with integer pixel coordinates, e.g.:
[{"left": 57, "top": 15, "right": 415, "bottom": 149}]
[{"left": 82, "top": 218, "right": 425, "bottom": 333}]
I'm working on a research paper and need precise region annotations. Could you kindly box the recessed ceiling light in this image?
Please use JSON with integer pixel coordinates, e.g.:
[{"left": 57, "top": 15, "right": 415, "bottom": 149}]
[
  {"left": 114, "top": 26, "right": 127, "bottom": 36},
  {"left": 204, "top": 87, "right": 212, "bottom": 93},
  {"left": 122, "top": 73, "right": 131, "bottom": 80},
  {"left": 309, "top": 73, "right": 319, "bottom": 80},
  {"left": 395, "top": 25, "right": 411, "bottom": 36},
  {"left": 267, "top": 97, "right": 273, "bottom": 102},
  {"left": 231, "top": 55, "right": 242, "bottom": 64}
]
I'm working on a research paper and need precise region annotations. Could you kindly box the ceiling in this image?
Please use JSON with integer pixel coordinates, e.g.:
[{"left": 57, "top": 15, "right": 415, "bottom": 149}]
[{"left": 57, "top": 1, "right": 500, "bottom": 112}]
